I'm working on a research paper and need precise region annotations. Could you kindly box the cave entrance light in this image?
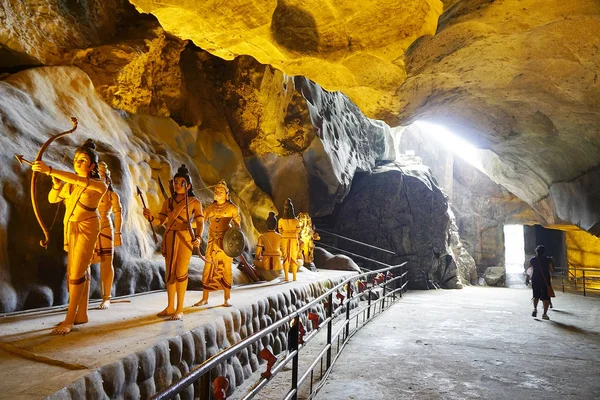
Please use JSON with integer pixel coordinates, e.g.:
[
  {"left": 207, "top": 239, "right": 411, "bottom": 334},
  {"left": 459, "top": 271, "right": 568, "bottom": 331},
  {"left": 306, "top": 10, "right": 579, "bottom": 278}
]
[
  {"left": 504, "top": 224, "right": 525, "bottom": 273},
  {"left": 415, "top": 120, "right": 484, "bottom": 172}
]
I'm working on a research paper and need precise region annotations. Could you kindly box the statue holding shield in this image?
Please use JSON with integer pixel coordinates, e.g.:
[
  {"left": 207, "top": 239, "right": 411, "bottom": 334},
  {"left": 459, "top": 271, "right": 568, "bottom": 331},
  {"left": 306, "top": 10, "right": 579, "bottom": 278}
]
[{"left": 194, "top": 180, "right": 241, "bottom": 307}]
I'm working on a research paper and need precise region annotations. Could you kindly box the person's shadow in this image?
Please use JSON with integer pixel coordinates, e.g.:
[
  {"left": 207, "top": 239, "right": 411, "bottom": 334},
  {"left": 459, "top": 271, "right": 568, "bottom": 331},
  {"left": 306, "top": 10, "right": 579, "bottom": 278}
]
[{"left": 549, "top": 320, "right": 600, "bottom": 338}]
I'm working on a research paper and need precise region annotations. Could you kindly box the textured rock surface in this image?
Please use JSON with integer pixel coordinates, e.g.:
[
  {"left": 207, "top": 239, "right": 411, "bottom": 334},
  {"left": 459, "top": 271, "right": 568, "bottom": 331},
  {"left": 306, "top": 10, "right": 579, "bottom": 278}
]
[
  {"left": 244, "top": 75, "right": 397, "bottom": 215},
  {"left": 313, "top": 248, "right": 361, "bottom": 273},
  {"left": 0, "top": 66, "right": 273, "bottom": 312},
  {"left": 452, "top": 157, "right": 537, "bottom": 272},
  {"left": 482, "top": 266, "right": 505, "bottom": 287},
  {"left": 67, "top": 17, "right": 189, "bottom": 118},
  {"left": 0, "top": 0, "right": 135, "bottom": 66},
  {"left": 565, "top": 229, "right": 600, "bottom": 273},
  {"left": 129, "top": 0, "right": 442, "bottom": 120},
  {"left": 327, "top": 160, "right": 475, "bottom": 289},
  {"left": 400, "top": 124, "right": 538, "bottom": 273},
  {"left": 398, "top": 0, "right": 600, "bottom": 233}
]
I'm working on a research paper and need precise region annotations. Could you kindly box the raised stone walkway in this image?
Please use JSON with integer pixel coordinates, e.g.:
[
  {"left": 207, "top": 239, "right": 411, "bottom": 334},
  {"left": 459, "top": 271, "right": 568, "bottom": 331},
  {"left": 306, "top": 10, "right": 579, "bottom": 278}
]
[
  {"left": 316, "top": 286, "right": 600, "bottom": 400},
  {"left": 0, "top": 269, "right": 354, "bottom": 400}
]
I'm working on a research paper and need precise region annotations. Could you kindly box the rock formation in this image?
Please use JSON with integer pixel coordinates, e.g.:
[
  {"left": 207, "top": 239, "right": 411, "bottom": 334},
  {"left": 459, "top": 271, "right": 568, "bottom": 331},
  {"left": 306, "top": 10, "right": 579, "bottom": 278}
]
[
  {"left": 326, "top": 159, "right": 476, "bottom": 289},
  {"left": 1, "top": 0, "right": 599, "bottom": 311}
]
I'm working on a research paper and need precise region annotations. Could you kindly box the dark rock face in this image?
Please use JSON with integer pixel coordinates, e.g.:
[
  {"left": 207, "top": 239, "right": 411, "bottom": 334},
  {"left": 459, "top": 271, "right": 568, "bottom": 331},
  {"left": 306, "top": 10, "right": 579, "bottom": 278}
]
[
  {"left": 327, "top": 162, "right": 469, "bottom": 289},
  {"left": 294, "top": 77, "right": 395, "bottom": 216},
  {"left": 399, "top": 125, "right": 538, "bottom": 275}
]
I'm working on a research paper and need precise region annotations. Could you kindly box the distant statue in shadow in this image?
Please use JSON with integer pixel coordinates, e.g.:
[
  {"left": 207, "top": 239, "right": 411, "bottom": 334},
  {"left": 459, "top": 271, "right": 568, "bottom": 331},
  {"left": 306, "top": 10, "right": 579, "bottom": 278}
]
[{"left": 278, "top": 198, "right": 301, "bottom": 281}]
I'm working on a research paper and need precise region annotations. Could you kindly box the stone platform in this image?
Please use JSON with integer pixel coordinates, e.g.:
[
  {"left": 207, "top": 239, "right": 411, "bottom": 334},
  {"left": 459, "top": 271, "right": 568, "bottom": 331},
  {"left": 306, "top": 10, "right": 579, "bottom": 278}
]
[{"left": 0, "top": 269, "right": 355, "bottom": 400}]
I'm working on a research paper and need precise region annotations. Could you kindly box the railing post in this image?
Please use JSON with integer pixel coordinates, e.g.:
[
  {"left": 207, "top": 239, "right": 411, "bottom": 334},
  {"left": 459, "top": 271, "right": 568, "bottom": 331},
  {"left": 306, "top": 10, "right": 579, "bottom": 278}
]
[
  {"left": 326, "top": 292, "right": 333, "bottom": 369},
  {"left": 367, "top": 276, "right": 372, "bottom": 320},
  {"left": 199, "top": 370, "right": 211, "bottom": 400},
  {"left": 290, "top": 316, "right": 300, "bottom": 400},
  {"left": 345, "top": 282, "right": 351, "bottom": 339},
  {"left": 400, "top": 265, "right": 404, "bottom": 298},
  {"left": 392, "top": 267, "right": 397, "bottom": 302},
  {"left": 561, "top": 269, "right": 565, "bottom": 293},
  {"left": 382, "top": 273, "right": 387, "bottom": 310},
  {"left": 583, "top": 270, "right": 586, "bottom": 297}
]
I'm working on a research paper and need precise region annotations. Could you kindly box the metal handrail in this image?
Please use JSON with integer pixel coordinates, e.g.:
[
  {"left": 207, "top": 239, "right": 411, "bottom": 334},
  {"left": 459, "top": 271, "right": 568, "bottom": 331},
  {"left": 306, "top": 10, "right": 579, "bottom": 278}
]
[
  {"left": 317, "top": 242, "right": 397, "bottom": 268},
  {"left": 561, "top": 263, "right": 600, "bottom": 297},
  {"left": 0, "top": 289, "right": 166, "bottom": 318},
  {"left": 316, "top": 229, "right": 396, "bottom": 255},
  {"left": 151, "top": 261, "right": 408, "bottom": 400}
]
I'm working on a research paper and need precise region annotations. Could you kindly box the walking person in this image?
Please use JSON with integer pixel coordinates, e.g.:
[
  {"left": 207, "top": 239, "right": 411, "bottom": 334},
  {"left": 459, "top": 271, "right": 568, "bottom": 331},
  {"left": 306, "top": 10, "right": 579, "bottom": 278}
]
[{"left": 529, "top": 245, "right": 555, "bottom": 320}]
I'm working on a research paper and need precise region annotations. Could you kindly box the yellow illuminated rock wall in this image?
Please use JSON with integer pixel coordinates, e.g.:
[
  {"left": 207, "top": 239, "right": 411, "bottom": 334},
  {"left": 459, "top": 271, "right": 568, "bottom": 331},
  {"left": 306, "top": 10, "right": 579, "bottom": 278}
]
[
  {"left": 129, "top": 0, "right": 443, "bottom": 120},
  {"left": 565, "top": 229, "right": 600, "bottom": 286}
]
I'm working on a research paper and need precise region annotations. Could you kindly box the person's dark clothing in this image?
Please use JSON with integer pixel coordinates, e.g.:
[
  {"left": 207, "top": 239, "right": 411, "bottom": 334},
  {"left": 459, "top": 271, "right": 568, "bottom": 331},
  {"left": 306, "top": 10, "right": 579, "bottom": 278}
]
[{"left": 530, "top": 256, "right": 552, "bottom": 300}]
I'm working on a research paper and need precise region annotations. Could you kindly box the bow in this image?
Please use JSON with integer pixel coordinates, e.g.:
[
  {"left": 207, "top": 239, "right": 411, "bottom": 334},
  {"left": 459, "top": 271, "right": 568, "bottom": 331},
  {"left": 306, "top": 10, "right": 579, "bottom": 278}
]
[{"left": 19, "top": 117, "right": 78, "bottom": 248}]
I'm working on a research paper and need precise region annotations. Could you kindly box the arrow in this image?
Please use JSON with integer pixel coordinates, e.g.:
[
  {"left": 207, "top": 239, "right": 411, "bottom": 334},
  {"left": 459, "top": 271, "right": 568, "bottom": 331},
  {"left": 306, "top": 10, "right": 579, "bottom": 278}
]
[
  {"left": 136, "top": 186, "right": 158, "bottom": 244},
  {"left": 15, "top": 155, "right": 33, "bottom": 166}
]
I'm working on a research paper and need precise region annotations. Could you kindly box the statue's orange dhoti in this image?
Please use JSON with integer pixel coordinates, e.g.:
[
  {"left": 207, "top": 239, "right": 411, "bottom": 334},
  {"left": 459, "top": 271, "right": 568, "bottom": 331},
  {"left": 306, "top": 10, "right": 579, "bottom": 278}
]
[{"left": 195, "top": 180, "right": 241, "bottom": 307}]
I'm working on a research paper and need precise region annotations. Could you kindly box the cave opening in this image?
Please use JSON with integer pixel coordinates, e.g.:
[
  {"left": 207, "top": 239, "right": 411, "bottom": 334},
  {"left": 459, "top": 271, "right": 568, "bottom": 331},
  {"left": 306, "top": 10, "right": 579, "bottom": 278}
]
[
  {"left": 414, "top": 120, "right": 483, "bottom": 171},
  {"left": 504, "top": 224, "right": 526, "bottom": 288},
  {"left": 504, "top": 224, "right": 525, "bottom": 274}
]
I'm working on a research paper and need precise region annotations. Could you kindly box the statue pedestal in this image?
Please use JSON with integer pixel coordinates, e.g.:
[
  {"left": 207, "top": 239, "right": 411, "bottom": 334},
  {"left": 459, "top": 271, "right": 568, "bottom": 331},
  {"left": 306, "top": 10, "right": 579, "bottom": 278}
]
[{"left": 1, "top": 269, "right": 355, "bottom": 399}]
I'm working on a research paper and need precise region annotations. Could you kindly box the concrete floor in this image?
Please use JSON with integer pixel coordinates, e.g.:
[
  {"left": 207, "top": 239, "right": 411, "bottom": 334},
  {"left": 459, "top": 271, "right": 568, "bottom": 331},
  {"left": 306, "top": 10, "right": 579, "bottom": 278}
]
[{"left": 316, "top": 286, "right": 600, "bottom": 400}]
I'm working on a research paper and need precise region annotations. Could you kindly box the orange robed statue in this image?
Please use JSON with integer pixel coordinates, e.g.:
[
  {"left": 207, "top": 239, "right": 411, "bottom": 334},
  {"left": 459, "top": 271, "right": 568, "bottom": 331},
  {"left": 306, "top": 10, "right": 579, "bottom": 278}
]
[
  {"left": 254, "top": 212, "right": 283, "bottom": 279},
  {"left": 31, "top": 139, "right": 108, "bottom": 334},
  {"left": 298, "top": 212, "right": 320, "bottom": 269},
  {"left": 278, "top": 198, "right": 301, "bottom": 281},
  {"left": 143, "top": 165, "right": 203, "bottom": 321},
  {"left": 194, "top": 180, "right": 241, "bottom": 307}
]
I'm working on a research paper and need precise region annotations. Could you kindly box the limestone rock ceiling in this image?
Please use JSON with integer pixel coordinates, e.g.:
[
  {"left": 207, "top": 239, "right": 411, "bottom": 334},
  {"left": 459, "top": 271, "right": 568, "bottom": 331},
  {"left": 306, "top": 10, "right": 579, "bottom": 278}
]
[
  {"left": 129, "top": 0, "right": 442, "bottom": 120},
  {"left": 397, "top": 0, "right": 600, "bottom": 232},
  {"left": 126, "top": 0, "right": 600, "bottom": 232},
  {"left": 0, "top": 0, "right": 135, "bottom": 67}
]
